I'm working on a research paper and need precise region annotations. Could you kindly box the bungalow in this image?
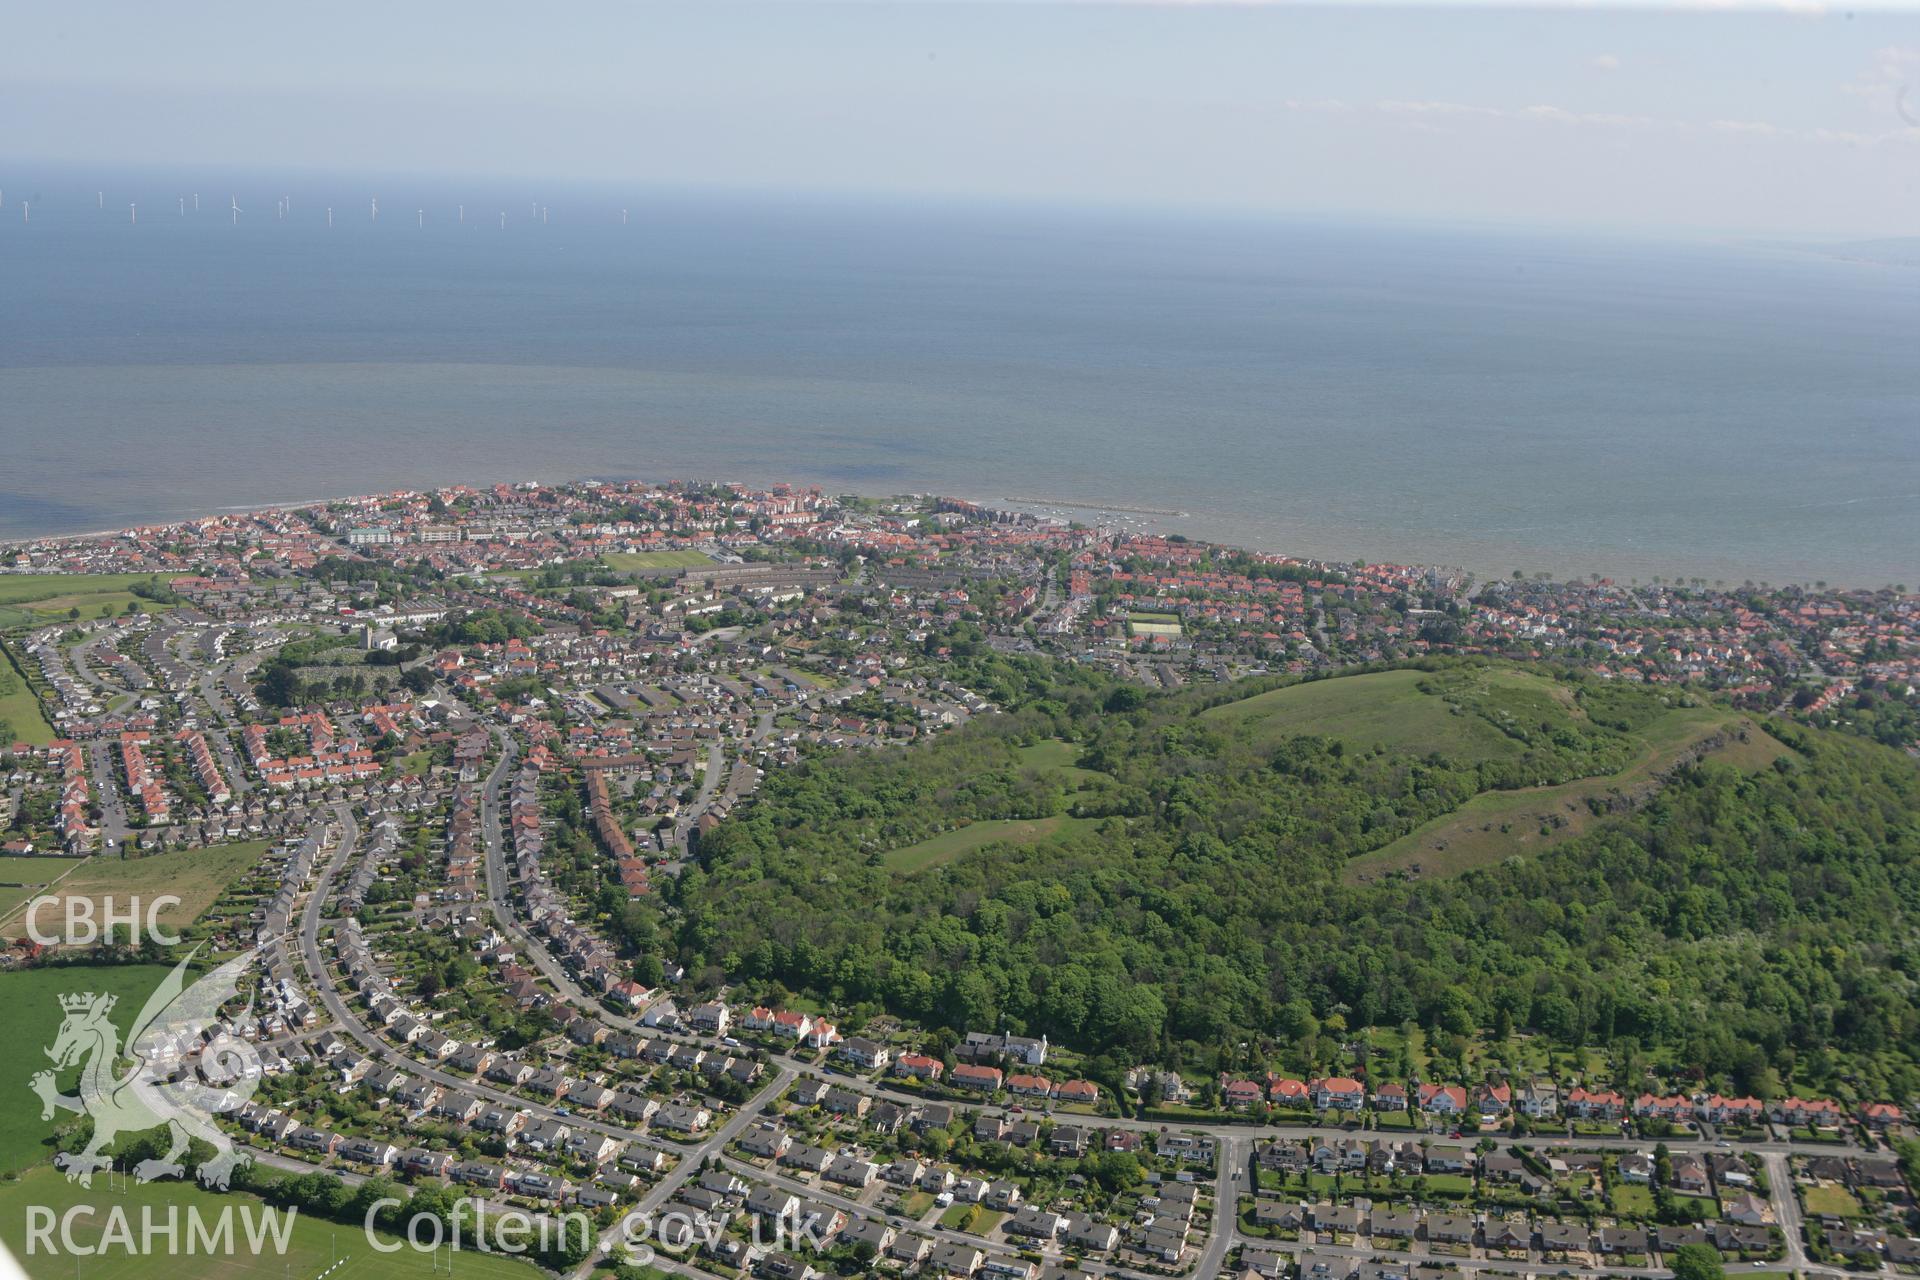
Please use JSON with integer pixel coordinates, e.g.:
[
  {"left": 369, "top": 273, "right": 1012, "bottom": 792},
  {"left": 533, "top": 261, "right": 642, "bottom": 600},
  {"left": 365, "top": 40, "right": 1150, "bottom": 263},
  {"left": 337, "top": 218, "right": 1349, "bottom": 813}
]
[
  {"left": 1005, "top": 1207, "right": 1066, "bottom": 1240},
  {"left": 1428, "top": 1215, "right": 1476, "bottom": 1245},
  {"left": 837, "top": 1217, "right": 893, "bottom": 1257},
  {"left": 1066, "top": 1214, "right": 1120, "bottom": 1252},
  {"left": 1253, "top": 1200, "right": 1308, "bottom": 1231},
  {"left": 886, "top": 1233, "right": 931, "bottom": 1266},
  {"left": 1538, "top": 1222, "right": 1591, "bottom": 1254},
  {"left": 1484, "top": 1220, "right": 1530, "bottom": 1253},
  {"left": 653, "top": 1102, "right": 711, "bottom": 1134},
  {"left": 745, "top": 1186, "right": 800, "bottom": 1223},
  {"left": 609, "top": 1092, "right": 659, "bottom": 1124},
  {"left": 779, "top": 1143, "right": 833, "bottom": 1174},
  {"left": 823, "top": 1154, "right": 878, "bottom": 1189},
  {"left": 1053, "top": 1078, "right": 1099, "bottom": 1105},
  {"left": 738, "top": 1123, "right": 790, "bottom": 1160},
  {"left": 1371, "top": 1210, "right": 1420, "bottom": 1240},
  {"left": 1007, "top": 1072, "right": 1053, "bottom": 1099},
  {"left": 1598, "top": 1227, "right": 1649, "bottom": 1256},
  {"left": 433, "top": 1091, "right": 483, "bottom": 1124}
]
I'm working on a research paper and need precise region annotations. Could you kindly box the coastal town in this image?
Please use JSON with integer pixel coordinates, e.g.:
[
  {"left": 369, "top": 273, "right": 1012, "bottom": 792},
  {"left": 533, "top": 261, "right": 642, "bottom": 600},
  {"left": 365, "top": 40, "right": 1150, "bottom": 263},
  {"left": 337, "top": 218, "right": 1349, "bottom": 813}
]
[{"left": 0, "top": 478, "right": 1916, "bottom": 1280}]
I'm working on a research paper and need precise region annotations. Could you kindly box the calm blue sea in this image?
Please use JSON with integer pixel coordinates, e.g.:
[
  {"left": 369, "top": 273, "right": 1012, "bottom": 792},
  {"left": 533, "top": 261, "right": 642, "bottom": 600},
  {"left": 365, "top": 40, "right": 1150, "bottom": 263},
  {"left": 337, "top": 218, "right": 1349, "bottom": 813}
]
[{"left": 0, "top": 170, "right": 1915, "bottom": 586}]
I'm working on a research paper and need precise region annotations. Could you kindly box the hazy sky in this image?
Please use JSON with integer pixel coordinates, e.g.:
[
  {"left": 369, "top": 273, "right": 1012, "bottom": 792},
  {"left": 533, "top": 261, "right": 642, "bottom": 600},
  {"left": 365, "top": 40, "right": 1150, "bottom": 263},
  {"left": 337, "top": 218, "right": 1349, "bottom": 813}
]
[{"left": 6, "top": 1, "right": 1920, "bottom": 235}]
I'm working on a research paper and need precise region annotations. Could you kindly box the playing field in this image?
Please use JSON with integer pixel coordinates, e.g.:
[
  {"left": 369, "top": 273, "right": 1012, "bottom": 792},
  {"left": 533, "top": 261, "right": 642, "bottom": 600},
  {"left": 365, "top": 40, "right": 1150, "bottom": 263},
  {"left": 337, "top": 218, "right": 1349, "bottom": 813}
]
[
  {"left": 598, "top": 550, "right": 716, "bottom": 571},
  {"left": 0, "top": 1166, "right": 544, "bottom": 1280},
  {"left": 0, "top": 964, "right": 178, "bottom": 1173},
  {"left": 2, "top": 841, "right": 274, "bottom": 938}
]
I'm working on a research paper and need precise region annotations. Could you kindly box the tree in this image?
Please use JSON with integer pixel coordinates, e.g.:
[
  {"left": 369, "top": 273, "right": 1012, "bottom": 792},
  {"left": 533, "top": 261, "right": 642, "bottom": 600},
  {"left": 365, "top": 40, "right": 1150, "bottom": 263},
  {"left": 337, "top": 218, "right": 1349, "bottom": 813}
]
[{"left": 1669, "top": 1244, "right": 1725, "bottom": 1280}]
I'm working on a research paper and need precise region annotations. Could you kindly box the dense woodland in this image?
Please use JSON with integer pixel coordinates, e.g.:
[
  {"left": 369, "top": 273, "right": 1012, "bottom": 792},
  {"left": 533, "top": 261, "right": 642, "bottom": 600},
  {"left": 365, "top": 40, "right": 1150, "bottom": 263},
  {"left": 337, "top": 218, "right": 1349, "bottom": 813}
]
[{"left": 676, "top": 657, "right": 1920, "bottom": 1100}]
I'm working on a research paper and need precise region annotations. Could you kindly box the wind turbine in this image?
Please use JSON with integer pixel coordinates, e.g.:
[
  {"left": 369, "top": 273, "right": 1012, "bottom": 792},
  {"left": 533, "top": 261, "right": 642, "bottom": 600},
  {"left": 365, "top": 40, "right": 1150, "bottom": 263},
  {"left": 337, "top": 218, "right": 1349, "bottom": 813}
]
[
  {"left": 621, "top": 208, "right": 628, "bottom": 225},
  {"left": 327, "top": 207, "right": 333, "bottom": 228},
  {"left": 417, "top": 209, "right": 424, "bottom": 228},
  {"left": 179, "top": 197, "right": 185, "bottom": 216},
  {"left": 458, "top": 204, "right": 464, "bottom": 224},
  {"left": 542, "top": 206, "right": 549, "bottom": 225},
  {"left": 231, "top": 196, "right": 242, "bottom": 226},
  {"left": 193, "top": 193, "right": 200, "bottom": 212},
  {"left": 97, "top": 191, "right": 103, "bottom": 209},
  {"left": 499, "top": 211, "right": 506, "bottom": 229},
  {"left": 370, "top": 195, "right": 379, "bottom": 222},
  {"left": 130, "top": 203, "right": 136, "bottom": 225},
  {"left": 22, "top": 201, "right": 29, "bottom": 223}
]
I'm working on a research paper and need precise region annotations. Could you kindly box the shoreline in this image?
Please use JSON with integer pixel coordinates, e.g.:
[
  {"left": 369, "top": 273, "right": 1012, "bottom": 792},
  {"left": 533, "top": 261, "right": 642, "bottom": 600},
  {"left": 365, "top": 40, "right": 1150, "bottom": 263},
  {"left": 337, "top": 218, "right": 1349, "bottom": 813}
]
[{"left": 0, "top": 472, "right": 1906, "bottom": 594}]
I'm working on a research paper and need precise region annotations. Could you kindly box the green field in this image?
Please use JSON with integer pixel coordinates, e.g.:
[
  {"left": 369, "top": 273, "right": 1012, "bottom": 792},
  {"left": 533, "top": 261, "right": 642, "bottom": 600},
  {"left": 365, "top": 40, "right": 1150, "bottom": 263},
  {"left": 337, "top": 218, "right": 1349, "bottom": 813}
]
[
  {"left": 0, "top": 1166, "right": 545, "bottom": 1280},
  {"left": 1346, "top": 709, "right": 1788, "bottom": 882},
  {"left": 0, "top": 964, "right": 178, "bottom": 1172},
  {"left": 0, "top": 678, "right": 57, "bottom": 744},
  {"left": 2, "top": 842, "right": 274, "bottom": 936},
  {"left": 1203, "top": 668, "right": 1547, "bottom": 760},
  {"left": 598, "top": 550, "right": 716, "bottom": 571},
  {"left": 882, "top": 816, "right": 1092, "bottom": 873},
  {"left": 0, "top": 575, "right": 175, "bottom": 632},
  {"left": 0, "top": 858, "right": 92, "bottom": 921}
]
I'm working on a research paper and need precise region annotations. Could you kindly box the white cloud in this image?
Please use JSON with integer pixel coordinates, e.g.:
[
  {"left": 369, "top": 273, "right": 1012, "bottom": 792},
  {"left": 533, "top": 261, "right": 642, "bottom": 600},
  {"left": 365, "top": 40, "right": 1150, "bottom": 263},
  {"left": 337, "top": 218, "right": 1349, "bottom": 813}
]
[{"left": 1592, "top": 53, "right": 1622, "bottom": 72}]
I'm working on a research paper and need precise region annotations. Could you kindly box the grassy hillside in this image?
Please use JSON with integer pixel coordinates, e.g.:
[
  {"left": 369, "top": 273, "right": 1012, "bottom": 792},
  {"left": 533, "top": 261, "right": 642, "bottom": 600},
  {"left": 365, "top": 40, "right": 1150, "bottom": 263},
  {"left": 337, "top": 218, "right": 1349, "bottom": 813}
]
[
  {"left": 883, "top": 815, "right": 1094, "bottom": 873},
  {"left": 1347, "top": 708, "right": 1791, "bottom": 881},
  {"left": 1203, "top": 667, "right": 1538, "bottom": 761},
  {"left": 683, "top": 658, "right": 1920, "bottom": 1097}
]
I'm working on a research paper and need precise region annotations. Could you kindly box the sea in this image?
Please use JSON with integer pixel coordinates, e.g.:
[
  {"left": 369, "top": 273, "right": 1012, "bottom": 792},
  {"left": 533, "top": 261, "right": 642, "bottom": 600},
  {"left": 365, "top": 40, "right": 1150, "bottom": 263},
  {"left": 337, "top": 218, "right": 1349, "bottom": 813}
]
[{"left": 1, "top": 170, "right": 1915, "bottom": 588}]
